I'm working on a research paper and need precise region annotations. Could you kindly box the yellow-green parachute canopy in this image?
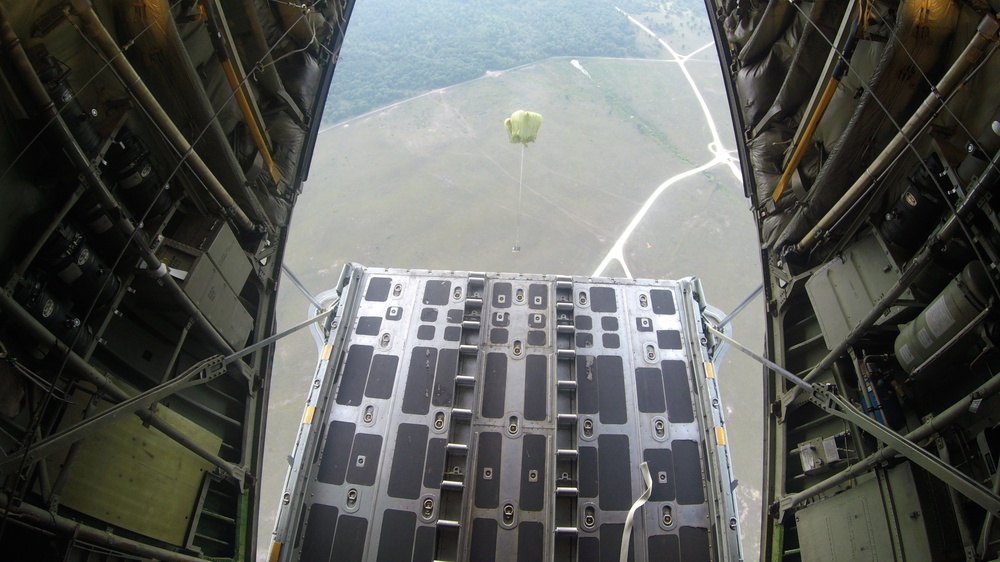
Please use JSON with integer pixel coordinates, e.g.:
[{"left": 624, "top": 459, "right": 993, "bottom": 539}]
[{"left": 505, "top": 110, "right": 543, "bottom": 146}]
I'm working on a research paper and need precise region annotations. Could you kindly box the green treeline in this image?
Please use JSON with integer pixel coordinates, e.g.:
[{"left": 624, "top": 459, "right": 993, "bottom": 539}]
[{"left": 324, "top": 0, "right": 653, "bottom": 124}]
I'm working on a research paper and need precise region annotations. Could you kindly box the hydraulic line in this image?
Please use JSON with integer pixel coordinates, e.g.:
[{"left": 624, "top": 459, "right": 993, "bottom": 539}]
[
  {"left": 795, "top": 13, "right": 999, "bottom": 253},
  {"left": 0, "top": 492, "right": 205, "bottom": 562},
  {"left": 771, "top": 13, "right": 861, "bottom": 203},
  {"left": 0, "top": 290, "right": 245, "bottom": 485},
  {"left": 68, "top": 0, "right": 256, "bottom": 233},
  {"left": 1, "top": 12, "right": 245, "bottom": 364},
  {"left": 201, "top": 0, "right": 281, "bottom": 184},
  {"left": 1, "top": 290, "right": 337, "bottom": 485},
  {"left": 710, "top": 323, "right": 1000, "bottom": 520},
  {"left": 782, "top": 369, "right": 1000, "bottom": 511},
  {"left": 236, "top": 0, "right": 303, "bottom": 120},
  {"left": 789, "top": 147, "right": 1000, "bottom": 402}
]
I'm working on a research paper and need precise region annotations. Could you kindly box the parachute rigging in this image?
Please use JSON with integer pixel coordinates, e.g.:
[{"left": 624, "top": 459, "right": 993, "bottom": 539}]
[{"left": 504, "top": 110, "right": 543, "bottom": 252}]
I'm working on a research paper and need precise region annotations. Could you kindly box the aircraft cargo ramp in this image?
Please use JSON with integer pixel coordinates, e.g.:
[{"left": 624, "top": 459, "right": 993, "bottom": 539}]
[{"left": 270, "top": 265, "right": 742, "bottom": 561}]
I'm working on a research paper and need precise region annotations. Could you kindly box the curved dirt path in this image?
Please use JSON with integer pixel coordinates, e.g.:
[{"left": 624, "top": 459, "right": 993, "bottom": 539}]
[{"left": 592, "top": 8, "right": 742, "bottom": 278}]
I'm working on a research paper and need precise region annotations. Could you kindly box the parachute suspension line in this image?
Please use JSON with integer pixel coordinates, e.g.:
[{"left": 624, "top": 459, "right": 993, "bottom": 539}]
[
  {"left": 505, "top": 109, "right": 541, "bottom": 252},
  {"left": 514, "top": 143, "right": 524, "bottom": 253}
]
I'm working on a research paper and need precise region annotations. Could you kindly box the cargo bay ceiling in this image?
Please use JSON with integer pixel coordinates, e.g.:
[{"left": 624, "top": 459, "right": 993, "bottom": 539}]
[{"left": 0, "top": 0, "right": 354, "bottom": 559}]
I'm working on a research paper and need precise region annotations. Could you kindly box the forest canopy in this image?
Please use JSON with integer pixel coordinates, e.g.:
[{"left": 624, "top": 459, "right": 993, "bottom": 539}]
[{"left": 323, "top": 0, "right": 651, "bottom": 123}]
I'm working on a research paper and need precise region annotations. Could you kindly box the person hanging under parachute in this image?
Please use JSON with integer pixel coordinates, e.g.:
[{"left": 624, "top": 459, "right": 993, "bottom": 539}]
[{"left": 504, "top": 110, "right": 543, "bottom": 253}]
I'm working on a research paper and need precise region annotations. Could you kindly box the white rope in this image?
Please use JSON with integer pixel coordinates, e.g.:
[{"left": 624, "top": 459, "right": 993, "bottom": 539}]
[
  {"left": 620, "top": 461, "right": 652, "bottom": 562},
  {"left": 514, "top": 143, "right": 524, "bottom": 252}
]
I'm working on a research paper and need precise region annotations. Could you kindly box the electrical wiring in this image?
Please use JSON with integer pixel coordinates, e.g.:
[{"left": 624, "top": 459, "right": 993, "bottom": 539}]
[{"left": 0, "top": 0, "right": 341, "bottom": 540}]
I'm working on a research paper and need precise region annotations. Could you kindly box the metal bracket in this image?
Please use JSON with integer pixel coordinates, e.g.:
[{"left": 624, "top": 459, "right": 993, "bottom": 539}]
[
  {"left": 0, "top": 356, "right": 229, "bottom": 474},
  {"left": 707, "top": 325, "right": 1000, "bottom": 522},
  {"left": 796, "top": 385, "right": 1000, "bottom": 521},
  {"left": 0, "top": 302, "right": 339, "bottom": 490},
  {"left": 823, "top": 386, "right": 1000, "bottom": 514}
]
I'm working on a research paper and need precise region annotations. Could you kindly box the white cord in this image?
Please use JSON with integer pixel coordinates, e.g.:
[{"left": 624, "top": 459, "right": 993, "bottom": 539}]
[{"left": 514, "top": 143, "right": 524, "bottom": 251}]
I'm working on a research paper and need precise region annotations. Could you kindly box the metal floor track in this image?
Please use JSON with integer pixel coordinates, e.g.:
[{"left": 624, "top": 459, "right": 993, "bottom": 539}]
[{"left": 271, "top": 265, "right": 742, "bottom": 561}]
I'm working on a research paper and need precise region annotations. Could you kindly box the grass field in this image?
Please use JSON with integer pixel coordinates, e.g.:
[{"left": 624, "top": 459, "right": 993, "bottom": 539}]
[{"left": 258, "top": 54, "right": 765, "bottom": 558}]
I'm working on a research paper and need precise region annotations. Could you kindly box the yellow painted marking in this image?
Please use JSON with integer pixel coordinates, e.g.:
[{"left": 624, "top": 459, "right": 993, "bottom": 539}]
[
  {"left": 302, "top": 406, "right": 316, "bottom": 424},
  {"left": 268, "top": 542, "right": 282, "bottom": 562},
  {"left": 715, "top": 426, "right": 727, "bottom": 446},
  {"left": 322, "top": 344, "right": 333, "bottom": 360},
  {"left": 704, "top": 362, "right": 715, "bottom": 379}
]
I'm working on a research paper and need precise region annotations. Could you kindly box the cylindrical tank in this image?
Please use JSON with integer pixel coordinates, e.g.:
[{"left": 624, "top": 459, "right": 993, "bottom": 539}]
[
  {"left": 73, "top": 189, "right": 116, "bottom": 238},
  {"left": 28, "top": 45, "right": 102, "bottom": 156},
  {"left": 894, "top": 261, "right": 993, "bottom": 373},
  {"left": 70, "top": 189, "right": 130, "bottom": 255},
  {"left": 879, "top": 159, "right": 945, "bottom": 251},
  {"left": 103, "top": 128, "right": 172, "bottom": 219},
  {"left": 957, "top": 106, "right": 1000, "bottom": 186},
  {"left": 13, "top": 272, "right": 93, "bottom": 355},
  {"left": 37, "top": 223, "right": 121, "bottom": 309}
]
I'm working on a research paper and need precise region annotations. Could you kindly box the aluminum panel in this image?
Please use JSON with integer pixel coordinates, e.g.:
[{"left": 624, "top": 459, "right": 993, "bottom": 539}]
[{"left": 272, "top": 267, "right": 741, "bottom": 561}]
